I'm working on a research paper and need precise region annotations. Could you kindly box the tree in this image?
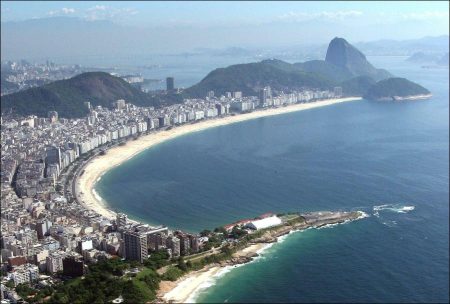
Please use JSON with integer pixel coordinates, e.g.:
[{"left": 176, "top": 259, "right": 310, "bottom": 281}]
[
  {"left": 214, "top": 226, "right": 227, "bottom": 234},
  {"left": 231, "top": 225, "right": 248, "bottom": 239},
  {"left": 177, "top": 257, "right": 188, "bottom": 272},
  {"left": 200, "top": 229, "right": 211, "bottom": 237},
  {"left": 220, "top": 244, "right": 233, "bottom": 256}
]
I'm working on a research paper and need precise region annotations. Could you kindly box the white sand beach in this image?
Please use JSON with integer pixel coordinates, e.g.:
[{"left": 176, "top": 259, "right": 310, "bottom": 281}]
[
  {"left": 75, "top": 97, "right": 362, "bottom": 221},
  {"left": 159, "top": 243, "right": 269, "bottom": 303}
]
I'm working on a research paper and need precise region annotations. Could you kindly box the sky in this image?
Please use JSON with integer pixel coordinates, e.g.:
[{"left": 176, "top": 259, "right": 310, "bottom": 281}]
[
  {"left": 1, "top": 1, "right": 448, "bottom": 32},
  {"left": 1, "top": 1, "right": 449, "bottom": 61}
]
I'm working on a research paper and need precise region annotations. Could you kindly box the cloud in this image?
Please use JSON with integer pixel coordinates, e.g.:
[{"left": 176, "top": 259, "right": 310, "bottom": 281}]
[
  {"left": 61, "top": 8, "right": 76, "bottom": 14},
  {"left": 399, "top": 11, "right": 449, "bottom": 21},
  {"left": 87, "top": 5, "right": 107, "bottom": 12},
  {"left": 278, "top": 10, "right": 363, "bottom": 22},
  {"left": 85, "top": 5, "right": 138, "bottom": 21},
  {"left": 47, "top": 7, "right": 76, "bottom": 16}
]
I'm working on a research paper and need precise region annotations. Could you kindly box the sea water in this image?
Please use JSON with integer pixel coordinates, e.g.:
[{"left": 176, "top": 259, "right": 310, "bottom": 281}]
[{"left": 96, "top": 56, "right": 449, "bottom": 302}]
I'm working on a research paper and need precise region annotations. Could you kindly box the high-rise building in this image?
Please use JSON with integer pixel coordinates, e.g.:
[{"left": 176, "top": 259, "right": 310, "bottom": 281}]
[
  {"left": 77, "top": 238, "right": 93, "bottom": 254},
  {"left": 189, "top": 235, "right": 199, "bottom": 253},
  {"left": 215, "top": 104, "right": 225, "bottom": 116},
  {"left": 46, "top": 251, "right": 65, "bottom": 273},
  {"left": 116, "top": 213, "right": 128, "bottom": 229},
  {"left": 124, "top": 231, "right": 148, "bottom": 263},
  {"left": 259, "top": 86, "right": 272, "bottom": 107},
  {"left": 47, "top": 111, "right": 58, "bottom": 123},
  {"left": 166, "top": 77, "right": 174, "bottom": 91},
  {"left": 35, "top": 219, "right": 52, "bottom": 239},
  {"left": 233, "top": 91, "right": 242, "bottom": 99},
  {"left": 178, "top": 234, "right": 191, "bottom": 255},
  {"left": 45, "top": 146, "right": 61, "bottom": 168},
  {"left": 63, "top": 256, "right": 85, "bottom": 277},
  {"left": 114, "top": 99, "right": 126, "bottom": 110},
  {"left": 148, "top": 233, "right": 168, "bottom": 251},
  {"left": 84, "top": 101, "right": 91, "bottom": 110},
  {"left": 207, "top": 90, "right": 215, "bottom": 98},
  {"left": 167, "top": 236, "right": 180, "bottom": 257},
  {"left": 334, "top": 86, "right": 343, "bottom": 97},
  {"left": 10, "top": 264, "right": 39, "bottom": 286}
]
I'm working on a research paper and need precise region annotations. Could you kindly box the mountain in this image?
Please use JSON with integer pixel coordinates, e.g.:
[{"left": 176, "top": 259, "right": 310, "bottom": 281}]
[
  {"left": 406, "top": 52, "right": 441, "bottom": 63},
  {"left": 183, "top": 59, "right": 335, "bottom": 98},
  {"left": 293, "top": 60, "right": 353, "bottom": 83},
  {"left": 185, "top": 37, "right": 393, "bottom": 98},
  {"left": 339, "top": 76, "right": 377, "bottom": 96},
  {"left": 1, "top": 72, "right": 180, "bottom": 118},
  {"left": 325, "top": 37, "right": 391, "bottom": 81},
  {"left": 364, "top": 78, "right": 430, "bottom": 101}
]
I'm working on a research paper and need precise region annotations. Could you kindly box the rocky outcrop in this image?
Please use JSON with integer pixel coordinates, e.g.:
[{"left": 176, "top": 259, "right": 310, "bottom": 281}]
[{"left": 325, "top": 37, "right": 391, "bottom": 81}]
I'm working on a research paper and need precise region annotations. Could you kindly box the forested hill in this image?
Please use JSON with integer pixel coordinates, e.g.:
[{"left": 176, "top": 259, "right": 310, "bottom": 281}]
[
  {"left": 1, "top": 72, "right": 182, "bottom": 118},
  {"left": 184, "top": 37, "right": 394, "bottom": 98},
  {"left": 364, "top": 77, "right": 430, "bottom": 100}
]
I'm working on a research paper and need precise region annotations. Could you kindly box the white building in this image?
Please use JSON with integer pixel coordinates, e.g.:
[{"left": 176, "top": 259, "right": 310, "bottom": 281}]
[
  {"left": 10, "top": 264, "right": 39, "bottom": 286},
  {"left": 194, "top": 111, "right": 205, "bottom": 121},
  {"left": 46, "top": 251, "right": 65, "bottom": 273},
  {"left": 246, "top": 216, "right": 282, "bottom": 230}
]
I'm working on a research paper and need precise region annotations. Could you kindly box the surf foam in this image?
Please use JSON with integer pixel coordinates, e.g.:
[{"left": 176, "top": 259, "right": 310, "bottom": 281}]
[{"left": 373, "top": 204, "right": 415, "bottom": 214}]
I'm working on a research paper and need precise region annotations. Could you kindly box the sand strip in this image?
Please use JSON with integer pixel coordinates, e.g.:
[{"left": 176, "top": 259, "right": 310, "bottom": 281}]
[
  {"left": 75, "top": 97, "right": 362, "bottom": 221},
  {"left": 160, "top": 243, "right": 269, "bottom": 303}
]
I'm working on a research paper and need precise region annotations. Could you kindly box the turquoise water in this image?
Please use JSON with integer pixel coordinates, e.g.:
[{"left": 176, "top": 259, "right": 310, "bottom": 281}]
[{"left": 96, "top": 57, "right": 449, "bottom": 302}]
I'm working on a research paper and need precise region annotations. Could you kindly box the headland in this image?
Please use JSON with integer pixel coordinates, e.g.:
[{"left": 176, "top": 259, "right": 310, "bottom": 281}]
[{"left": 158, "top": 210, "right": 368, "bottom": 303}]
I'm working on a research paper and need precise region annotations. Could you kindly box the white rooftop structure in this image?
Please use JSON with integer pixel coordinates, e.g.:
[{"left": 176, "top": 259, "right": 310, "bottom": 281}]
[{"left": 246, "top": 216, "right": 282, "bottom": 230}]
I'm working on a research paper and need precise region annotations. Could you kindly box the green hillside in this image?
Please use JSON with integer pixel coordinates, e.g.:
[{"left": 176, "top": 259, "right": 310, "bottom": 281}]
[
  {"left": 183, "top": 60, "right": 335, "bottom": 98},
  {"left": 364, "top": 78, "right": 430, "bottom": 100},
  {"left": 340, "top": 76, "right": 377, "bottom": 96},
  {"left": 1, "top": 72, "right": 181, "bottom": 118},
  {"left": 294, "top": 60, "right": 354, "bottom": 82}
]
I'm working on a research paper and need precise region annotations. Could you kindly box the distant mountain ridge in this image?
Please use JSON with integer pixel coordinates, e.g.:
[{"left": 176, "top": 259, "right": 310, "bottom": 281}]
[{"left": 1, "top": 37, "right": 431, "bottom": 118}]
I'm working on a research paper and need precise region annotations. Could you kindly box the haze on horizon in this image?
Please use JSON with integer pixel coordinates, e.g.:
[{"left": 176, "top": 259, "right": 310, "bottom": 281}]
[{"left": 1, "top": 1, "right": 449, "bottom": 62}]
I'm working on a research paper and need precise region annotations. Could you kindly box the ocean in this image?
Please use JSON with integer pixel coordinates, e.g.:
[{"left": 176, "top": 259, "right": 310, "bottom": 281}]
[{"left": 95, "top": 56, "right": 449, "bottom": 302}]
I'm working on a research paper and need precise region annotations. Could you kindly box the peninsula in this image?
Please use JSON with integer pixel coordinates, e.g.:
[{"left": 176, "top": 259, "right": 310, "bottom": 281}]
[{"left": 158, "top": 210, "right": 368, "bottom": 303}]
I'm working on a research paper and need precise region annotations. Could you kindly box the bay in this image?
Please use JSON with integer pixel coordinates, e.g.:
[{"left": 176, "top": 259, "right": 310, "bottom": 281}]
[{"left": 96, "top": 56, "right": 449, "bottom": 302}]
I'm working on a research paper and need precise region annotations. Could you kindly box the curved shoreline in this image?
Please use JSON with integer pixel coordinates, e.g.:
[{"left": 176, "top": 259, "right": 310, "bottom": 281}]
[
  {"left": 161, "top": 211, "right": 369, "bottom": 303},
  {"left": 75, "top": 97, "right": 362, "bottom": 222}
]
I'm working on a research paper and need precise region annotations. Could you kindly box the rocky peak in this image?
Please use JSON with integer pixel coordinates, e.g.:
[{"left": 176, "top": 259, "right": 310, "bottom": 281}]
[{"left": 325, "top": 37, "right": 374, "bottom": 76}]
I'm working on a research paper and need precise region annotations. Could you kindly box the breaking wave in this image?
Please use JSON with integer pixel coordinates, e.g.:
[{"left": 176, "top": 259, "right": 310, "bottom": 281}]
[
  {"left": 373, "top": 204, "right": 415, "bottom": 216},
  {"left": 188, "top": 211, "right": 370, "bottom": 302}
]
